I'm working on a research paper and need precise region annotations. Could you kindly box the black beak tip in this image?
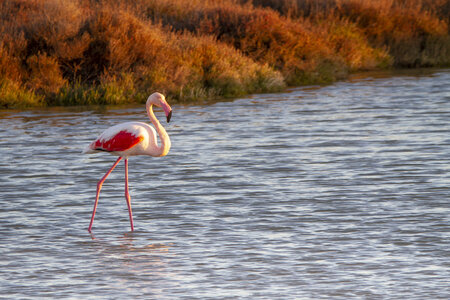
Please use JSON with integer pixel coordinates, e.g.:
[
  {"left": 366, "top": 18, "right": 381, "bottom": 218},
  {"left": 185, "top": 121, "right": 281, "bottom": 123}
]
[{"left": 167, "top": 110, "right": 172, "bottom": 123}]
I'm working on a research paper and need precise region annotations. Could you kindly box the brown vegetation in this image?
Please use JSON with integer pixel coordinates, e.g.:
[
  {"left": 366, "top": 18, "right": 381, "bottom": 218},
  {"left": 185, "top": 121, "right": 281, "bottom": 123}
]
[
  {"left": 0, "top": 0, "right": 449, "bottom": 108},
  {"left": 249, "top": 0, "right": 450, "bottom": 67}
]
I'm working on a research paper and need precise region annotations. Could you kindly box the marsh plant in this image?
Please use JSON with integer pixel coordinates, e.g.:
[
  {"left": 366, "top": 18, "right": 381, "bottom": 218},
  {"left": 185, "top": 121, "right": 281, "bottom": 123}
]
[{"left": 1, "top": 0, "right": 449, "bottom": 108}]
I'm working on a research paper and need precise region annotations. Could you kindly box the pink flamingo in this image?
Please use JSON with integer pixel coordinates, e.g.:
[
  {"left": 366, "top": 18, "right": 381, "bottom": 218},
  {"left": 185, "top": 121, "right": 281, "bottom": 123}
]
[{"left": 83, "top": 92, "right": 172, "bottom": 232}]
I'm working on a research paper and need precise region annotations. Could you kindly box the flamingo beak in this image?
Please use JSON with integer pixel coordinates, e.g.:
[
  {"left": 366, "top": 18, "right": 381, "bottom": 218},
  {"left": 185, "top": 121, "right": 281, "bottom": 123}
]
[{"left": 161, "top": 100, "right": 172, "bottom": 123}]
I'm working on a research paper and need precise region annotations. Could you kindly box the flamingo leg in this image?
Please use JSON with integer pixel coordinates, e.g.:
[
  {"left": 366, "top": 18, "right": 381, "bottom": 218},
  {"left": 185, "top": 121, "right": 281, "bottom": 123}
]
[
  {"left": 88, "top": 157, "right": 123, "bottom": 232},
  {"left": 124, "top": 159, "right": 134, "bottom": 231}
]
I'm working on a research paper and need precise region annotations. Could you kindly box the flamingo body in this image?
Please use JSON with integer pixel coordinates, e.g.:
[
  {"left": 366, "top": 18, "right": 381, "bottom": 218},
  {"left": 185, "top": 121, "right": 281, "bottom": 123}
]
[
  {"left": 84, "top": 92, "right": 172, "bottom": 232},
  {"left": 84, "top": 122, "right": 158, "bottom": 157}
]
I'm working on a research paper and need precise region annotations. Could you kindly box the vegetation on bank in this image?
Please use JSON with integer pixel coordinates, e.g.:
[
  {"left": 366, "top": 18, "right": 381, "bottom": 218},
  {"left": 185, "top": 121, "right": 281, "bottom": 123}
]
[{"left": 0, "top": 0, "right": 449, "bottom": 108}]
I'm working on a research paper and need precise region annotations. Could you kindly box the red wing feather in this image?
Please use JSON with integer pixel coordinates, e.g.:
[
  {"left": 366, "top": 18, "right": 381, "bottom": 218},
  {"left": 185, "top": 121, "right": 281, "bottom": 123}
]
[{"left": 93, "top": 130, "right": 144, "bottom": 152}]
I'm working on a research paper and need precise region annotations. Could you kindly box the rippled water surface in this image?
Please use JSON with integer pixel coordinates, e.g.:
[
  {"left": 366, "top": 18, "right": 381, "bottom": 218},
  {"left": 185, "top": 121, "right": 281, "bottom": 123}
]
[{"left": 1, "top": 70, "right": 449, "bottom": 299}]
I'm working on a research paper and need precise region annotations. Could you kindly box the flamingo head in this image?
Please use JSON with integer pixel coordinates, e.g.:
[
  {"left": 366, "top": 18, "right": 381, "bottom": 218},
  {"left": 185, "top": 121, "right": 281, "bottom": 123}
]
[{"left": 147, "top": 92, "right": 172, "bottom": 123}]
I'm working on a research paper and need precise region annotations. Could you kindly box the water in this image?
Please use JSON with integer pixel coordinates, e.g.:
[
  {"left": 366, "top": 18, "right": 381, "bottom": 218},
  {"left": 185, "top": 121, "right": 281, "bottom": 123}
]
[{"left": 0, "top": 70, "right": 449, "bottom": 299}]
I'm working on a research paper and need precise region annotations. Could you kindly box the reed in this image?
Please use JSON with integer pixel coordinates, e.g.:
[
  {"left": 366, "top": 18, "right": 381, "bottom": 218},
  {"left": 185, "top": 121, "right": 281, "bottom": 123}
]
[{"left": 0, "top": 78, "right": 45, "bottom": 108}]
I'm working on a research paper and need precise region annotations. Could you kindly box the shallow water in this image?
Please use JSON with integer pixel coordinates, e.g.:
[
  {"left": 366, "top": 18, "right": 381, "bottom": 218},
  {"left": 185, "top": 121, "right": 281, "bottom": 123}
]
[{"left": 0, "top": 70, "right": 449, "bottom": 299}]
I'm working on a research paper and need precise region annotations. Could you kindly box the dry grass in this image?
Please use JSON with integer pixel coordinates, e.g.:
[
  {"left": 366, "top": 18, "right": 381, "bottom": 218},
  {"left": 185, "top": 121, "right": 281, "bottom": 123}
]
[
  {"left": 138, "top": 0, "right": 378, "bottom": 84},
  {"left": 50, "top": 4, "right": 285, "bottom": 105},
  {"left": 0, "top": 0, "right": 449, "bottom": 107}
]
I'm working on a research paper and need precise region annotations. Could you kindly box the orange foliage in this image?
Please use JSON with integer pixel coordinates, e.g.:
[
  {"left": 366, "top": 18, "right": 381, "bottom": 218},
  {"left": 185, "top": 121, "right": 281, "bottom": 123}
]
[{"left": 0, "top": 0, "right": 449, "bottom": 107}]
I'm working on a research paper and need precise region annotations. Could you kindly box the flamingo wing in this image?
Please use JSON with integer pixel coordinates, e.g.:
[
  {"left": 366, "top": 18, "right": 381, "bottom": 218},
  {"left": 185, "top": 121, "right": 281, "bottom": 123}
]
[{"left": 92, "top": 130, "right": 144, "bottom": 152}]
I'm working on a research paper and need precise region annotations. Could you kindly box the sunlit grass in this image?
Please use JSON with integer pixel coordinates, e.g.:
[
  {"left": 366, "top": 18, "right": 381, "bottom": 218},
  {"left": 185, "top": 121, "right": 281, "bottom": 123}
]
[{"left": 0, "top": 78, "right": 45, "bottom": 108}]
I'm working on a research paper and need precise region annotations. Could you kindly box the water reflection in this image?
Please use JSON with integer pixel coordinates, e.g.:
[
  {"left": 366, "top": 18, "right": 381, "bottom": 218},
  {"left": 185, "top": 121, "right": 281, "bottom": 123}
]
[
  {"left": 90, "top": 231, "right": 173, "bottom": 254},
  {"left": 86, "top": 232, "right": 176, "bottom": 298}
]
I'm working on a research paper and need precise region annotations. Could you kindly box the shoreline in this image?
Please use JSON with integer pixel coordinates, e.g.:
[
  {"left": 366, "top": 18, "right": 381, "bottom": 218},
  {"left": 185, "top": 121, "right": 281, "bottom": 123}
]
[{"left": 1, "top": 67, "right": 447, "bottom": 113}]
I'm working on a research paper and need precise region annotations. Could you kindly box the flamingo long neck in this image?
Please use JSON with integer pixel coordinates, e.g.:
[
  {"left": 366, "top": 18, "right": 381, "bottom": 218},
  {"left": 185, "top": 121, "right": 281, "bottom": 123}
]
[{"left": 147, "top": 104, "right": 171, "bottom": 157}]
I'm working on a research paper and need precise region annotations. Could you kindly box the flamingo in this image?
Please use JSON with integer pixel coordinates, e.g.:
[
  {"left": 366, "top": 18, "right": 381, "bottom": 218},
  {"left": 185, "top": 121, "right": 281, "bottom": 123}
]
[{"left": 83, "top": 92, "right": 172, "bottom": 232}]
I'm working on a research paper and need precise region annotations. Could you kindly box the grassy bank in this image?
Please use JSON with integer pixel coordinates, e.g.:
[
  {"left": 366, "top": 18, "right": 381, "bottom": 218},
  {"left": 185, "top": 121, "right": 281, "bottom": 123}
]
[{"left": 1, "top": 0, "right": 449, "bottom": 108}]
